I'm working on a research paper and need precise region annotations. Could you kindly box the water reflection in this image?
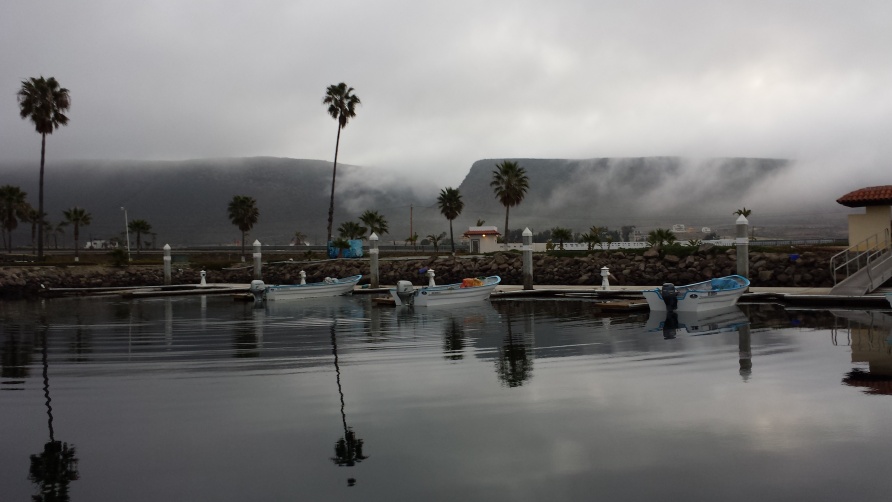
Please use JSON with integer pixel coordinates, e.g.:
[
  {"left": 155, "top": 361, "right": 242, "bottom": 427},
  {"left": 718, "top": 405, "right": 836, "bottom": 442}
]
[
  {"left": 493, "top": 302, "right": 534, "bottom": 387},
  {"left": 330, "top": 321, "right": 367, "bottom": 485},
  {"left": 833, "top": 310, "right": 892, "bottom": 395},
  {"left": 29, "top": 325, "right": 80, "bottom": 501}
]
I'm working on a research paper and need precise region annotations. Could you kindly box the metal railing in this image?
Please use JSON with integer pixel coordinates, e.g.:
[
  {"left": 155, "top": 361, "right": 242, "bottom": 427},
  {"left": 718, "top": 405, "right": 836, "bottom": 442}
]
[{"left": 830, "top": 233, "right": 892, "bottom": 286}]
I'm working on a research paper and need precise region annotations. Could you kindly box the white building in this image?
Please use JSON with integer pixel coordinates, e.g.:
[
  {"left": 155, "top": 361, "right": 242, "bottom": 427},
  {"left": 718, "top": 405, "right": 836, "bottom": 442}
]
[{"left": 462, "top": 226, "right": 502, "bottom": 254}]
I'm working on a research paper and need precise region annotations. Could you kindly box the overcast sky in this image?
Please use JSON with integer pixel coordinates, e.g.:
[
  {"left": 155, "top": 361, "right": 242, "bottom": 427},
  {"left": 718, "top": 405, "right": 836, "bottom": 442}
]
[{"left": 2, "top": 0, "right": 890, "bottom": 192}]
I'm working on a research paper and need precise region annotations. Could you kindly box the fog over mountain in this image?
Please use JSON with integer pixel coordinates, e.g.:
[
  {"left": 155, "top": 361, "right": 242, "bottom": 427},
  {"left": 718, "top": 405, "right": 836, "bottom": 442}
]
[{"left": 0, "top": 156, "right": 850, "bottom": 247}]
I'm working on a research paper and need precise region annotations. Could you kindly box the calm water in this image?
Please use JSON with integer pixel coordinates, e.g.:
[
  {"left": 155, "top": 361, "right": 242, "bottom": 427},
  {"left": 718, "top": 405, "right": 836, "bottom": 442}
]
[{"left": 2, "top": 295, "right": 892, "bottom": 501}]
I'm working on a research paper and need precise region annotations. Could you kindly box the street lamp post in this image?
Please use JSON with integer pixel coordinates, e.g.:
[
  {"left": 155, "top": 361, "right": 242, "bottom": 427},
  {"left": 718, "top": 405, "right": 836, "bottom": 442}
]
[{"left": 121, "top": 207, "right": 132, "bottom": 262}]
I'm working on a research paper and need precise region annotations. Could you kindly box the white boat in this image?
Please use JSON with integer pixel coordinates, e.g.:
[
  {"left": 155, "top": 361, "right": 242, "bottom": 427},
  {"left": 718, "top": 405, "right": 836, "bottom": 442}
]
[
  {"left": 642, "top": 275, "right": 750, "bottom": 313},
  {"left": 249, "top": 274, "right": 362, "bottom": 302},
  {"left": 390, "top": 275, "right": 501, "bottom": 307}
]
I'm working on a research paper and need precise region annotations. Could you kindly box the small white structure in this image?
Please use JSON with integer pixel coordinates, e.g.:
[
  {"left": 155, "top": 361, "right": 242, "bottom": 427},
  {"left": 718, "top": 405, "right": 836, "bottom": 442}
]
[
  {"left": 85, "top": 239, "right": 118, "bottom": 249},
  {"left": 671, "top": 224, "right": 687, "bottom": 233},
  {"left": 463, "top": 226, "right": 502, "bottom": 254}
]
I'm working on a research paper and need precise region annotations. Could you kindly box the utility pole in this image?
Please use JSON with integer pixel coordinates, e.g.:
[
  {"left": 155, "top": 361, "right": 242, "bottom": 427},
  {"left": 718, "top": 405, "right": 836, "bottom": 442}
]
[{"left": 410, "top": 204, "right": 413, "bottom": 242}]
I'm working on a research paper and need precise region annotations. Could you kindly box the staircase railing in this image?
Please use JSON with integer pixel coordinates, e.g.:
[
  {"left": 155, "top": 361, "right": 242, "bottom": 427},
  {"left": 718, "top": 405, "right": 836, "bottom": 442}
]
[{"left": 830, "top": 233, "right": 892, "bottom": 286}]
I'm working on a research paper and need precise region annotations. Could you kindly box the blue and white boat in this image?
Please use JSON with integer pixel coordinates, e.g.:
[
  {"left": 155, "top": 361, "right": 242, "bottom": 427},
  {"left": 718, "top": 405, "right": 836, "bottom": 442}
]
[{"left": 642, "top": 275, "right": 750, "bottom": 313}]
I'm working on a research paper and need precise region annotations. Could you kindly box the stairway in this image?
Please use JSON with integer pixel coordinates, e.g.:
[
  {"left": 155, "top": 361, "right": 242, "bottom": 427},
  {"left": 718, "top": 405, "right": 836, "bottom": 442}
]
[{"left": 830, "top": 234, "right": 892, "bottom": 295}]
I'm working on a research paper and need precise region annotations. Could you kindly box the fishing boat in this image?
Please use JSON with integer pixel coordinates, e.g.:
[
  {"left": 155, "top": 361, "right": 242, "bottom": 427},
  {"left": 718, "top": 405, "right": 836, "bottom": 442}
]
[
  {"left": 642, "top": 275, "right": 750, "bottom": 313},
  {"left": 390, "top": 273, "right": 501, "bottom": 307},
  {"left": 249, "top": 274, "right": 362, "bottom": 302}
]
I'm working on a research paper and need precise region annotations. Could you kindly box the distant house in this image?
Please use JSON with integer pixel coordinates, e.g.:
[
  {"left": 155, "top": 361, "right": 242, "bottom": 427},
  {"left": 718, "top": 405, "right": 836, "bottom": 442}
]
[
  {"left": 85, "top": 239, "right": 118, "bottom": 250},
  {"left": 671, "top": 224, "right": 687, "bottom": 233},
  {"left": 462, "top": 226, "right": 501, "bottom": 254}
]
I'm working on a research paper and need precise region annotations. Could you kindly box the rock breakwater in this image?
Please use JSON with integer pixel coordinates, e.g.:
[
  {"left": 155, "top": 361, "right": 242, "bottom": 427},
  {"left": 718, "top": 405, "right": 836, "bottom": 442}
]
[{"left": 0, "top": 248, "right": 837, "bottom": 300}]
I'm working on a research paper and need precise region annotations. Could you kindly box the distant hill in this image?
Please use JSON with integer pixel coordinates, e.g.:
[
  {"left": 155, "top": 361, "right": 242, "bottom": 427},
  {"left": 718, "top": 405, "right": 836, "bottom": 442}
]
[{"left": 0, "top": 156, "right": 848, "bottom": 247}]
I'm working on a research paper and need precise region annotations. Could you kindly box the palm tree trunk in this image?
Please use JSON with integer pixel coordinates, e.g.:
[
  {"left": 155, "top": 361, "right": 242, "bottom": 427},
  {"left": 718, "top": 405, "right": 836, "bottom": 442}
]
[
  {"left": 74, "top": 224, "right": 79, "bottom": 261},
  {"left": 241, "top": 230, "right": 246, "bottom": 259},
  {"left": 449, "top": 220, "right": 455, "bottom": 254},
  {"left": 327, "top": 124, "right": 342, "bottom": 245},
  {"left": 503, "top": 207, "right": 510, "bottom": 251},
  {"left": 38, "top": 133, "right": 46, "bottom": 260}
]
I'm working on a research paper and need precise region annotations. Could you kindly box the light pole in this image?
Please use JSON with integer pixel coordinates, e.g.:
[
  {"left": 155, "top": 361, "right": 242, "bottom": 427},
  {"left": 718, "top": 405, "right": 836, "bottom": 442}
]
[{"left": 121, "top": 207, "right": 132, "bottom": 262}]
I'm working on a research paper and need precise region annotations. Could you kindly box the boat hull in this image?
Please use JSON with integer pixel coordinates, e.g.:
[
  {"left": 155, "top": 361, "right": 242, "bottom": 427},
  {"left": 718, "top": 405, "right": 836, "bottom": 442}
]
[
  {"left": 390, "top": 276, "right": 500, "bottom": 307},
  {"left": 261, "top": 275, "right": 361, "bottom": 301},
  {"left": 642, "top": 275, "right": 749, "bottom": 313}
]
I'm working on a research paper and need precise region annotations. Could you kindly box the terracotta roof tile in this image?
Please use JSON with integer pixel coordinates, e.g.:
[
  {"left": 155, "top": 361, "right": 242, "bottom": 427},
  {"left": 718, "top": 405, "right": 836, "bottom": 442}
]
[{"left": 837, "top": 185, "right": 892, "bottom": 207}]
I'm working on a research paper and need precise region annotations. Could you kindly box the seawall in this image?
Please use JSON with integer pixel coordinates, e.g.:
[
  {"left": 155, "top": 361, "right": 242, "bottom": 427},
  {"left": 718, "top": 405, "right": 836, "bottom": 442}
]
[{"left": 0, "top": 248, "right": 836, "bottom": 299}]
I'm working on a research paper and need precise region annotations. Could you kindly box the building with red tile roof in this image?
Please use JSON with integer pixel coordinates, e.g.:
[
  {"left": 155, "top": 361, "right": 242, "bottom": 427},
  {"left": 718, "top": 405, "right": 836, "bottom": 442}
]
[{"left": 836, "top": 186, "right": 892, "bottom": 248}]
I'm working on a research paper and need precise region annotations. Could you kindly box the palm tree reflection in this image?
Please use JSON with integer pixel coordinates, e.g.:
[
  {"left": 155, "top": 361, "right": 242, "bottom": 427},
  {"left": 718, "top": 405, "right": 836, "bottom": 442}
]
[
  {"left": 495, "top": 303, "right": 533, "bottom": 387},
  {"left": 443, "top": 316, "right": 465, "bottom": 360},
  {"left": 329, "top": 322, "right": 368, "bottom": 481},
  {"left": 29, "top": 326, "right": 79, "bottom": 501}
]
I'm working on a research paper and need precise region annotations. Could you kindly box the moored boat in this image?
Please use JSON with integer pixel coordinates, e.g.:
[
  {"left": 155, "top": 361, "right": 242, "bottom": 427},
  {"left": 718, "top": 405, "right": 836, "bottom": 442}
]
[
  {"left": 390, "top": 274, "right": 501, "bottom": 307},
  {"left": 249, "top": 274, "right": 362, "bottom": 302},
  {"left": 642, "top": 275, "right": 750, "bottom": 313}
]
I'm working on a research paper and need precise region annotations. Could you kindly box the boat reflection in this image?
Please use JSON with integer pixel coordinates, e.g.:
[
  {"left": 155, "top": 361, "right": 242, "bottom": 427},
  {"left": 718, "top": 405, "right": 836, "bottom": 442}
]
[
  {"left": 646, "top": 306, "right": 749, "bottom": 339},
  {"left": 832, "top": 310, "right": 892, "bottom": 395}
]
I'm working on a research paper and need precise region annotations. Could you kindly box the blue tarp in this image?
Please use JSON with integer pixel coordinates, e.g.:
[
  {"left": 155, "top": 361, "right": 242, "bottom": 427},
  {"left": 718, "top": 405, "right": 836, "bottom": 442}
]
[{"left": 328, "top": 239, "right": 364, "bottom": 259}]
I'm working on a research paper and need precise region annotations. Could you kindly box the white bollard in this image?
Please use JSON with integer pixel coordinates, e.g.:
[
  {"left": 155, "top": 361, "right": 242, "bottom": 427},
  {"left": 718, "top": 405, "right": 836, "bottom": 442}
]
[
  {"left": 601, "top": 266, "right": 610, "bottom": 291},
  {"left": 299, "top": 270, "right": 306, "bottom": 285},
  {"left": 163, "top": 244, "right": 172, "bottom": 285},
  {"left": 427, "top": 268, "right": 436, "bottom": 287},
  {"left": 253, "top": 240, "right": 262, "bottom": 280},
  {"left": 369, "top": 232, "right": 380, "bottom": 288},
  {"left": 522, "top": 227, "right": 533, "bottom": 290},
  {"left": 200, "top": 270, "right": 207, "bottom": 286}
]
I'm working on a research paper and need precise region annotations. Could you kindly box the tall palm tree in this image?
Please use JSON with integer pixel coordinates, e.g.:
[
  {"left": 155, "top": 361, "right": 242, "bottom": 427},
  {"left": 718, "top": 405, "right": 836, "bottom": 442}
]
[
  {"left": 62, "top": 207, "right": 91, "bottom": 261},
  {"left": 490, "top": 161, "right": 529, "bottom": 250},
  {"left": 0, "top": 185, "right": 28, "bottom": 253},
  {"left": 127, "top": 219, "right": 152, "bottom": 255},
  {"left": 358, "top": 210, "right": 388, "bottom": 239},
  {"left": 323, "top": 83, "right": 361, "bottom": 245},
  {"left": 17, "top": 76, "right": 71, "bottom": 261},
  {"left": 437, "top": 187, "right": 464, "bottom": 254},
  {"left": 228, "top": 195, "right": 259, "bottom": 259}
]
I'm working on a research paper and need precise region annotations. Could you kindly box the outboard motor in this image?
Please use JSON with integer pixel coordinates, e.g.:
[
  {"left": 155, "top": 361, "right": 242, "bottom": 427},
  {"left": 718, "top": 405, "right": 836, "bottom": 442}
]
[
  {"left": 661, "top": 283, "right": 677, "bottom": 312},
  {"left": 249, "top": 280, "right": 266, "bottom": 303},
  {"left": 396, "top": 280, "right": 416, "bottom": 306}
]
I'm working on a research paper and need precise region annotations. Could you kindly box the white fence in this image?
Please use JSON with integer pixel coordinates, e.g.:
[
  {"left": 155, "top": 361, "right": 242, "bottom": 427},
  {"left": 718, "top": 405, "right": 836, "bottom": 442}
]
[{"left": 504, "top": 239, "right": 736, "bottom": 252}]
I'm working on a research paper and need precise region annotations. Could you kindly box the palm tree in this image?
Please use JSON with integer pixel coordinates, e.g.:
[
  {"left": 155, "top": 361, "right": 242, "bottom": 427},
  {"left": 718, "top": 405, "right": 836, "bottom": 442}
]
[
  {"left": 647, "top": 228, "right": 677, "bottom": 251},
  {"left": 427, "top": 232, "right": 446, "bottom": 252},
  {"left": 490, "top": 161, "right": 529, "bottom": 250},
  {"left": 330, "top": 237, "right": 351, "bottom": 258},
  {"left": 405, "top": 233, "right": 419, "bottom": 251},
  {"left": 17, "top": 76, "right": 71, "bottom": 261},
  {"left": 550, "top": 227, "right": 573, "bottom": 250},
  {"left": 0, "top": 185, "right": 28, "bottom": 253},
  {"left": 437, "top": 187, "right": 464, "bottom": 254},
  {"left": 323, "top": 83, "right": 361, "bottom": 245},
  {"left": 337, "top": 221, "right": 367, "bottom": 240},
  {"left": 292, "top": 231, "right": 307, "bottom": 246},
  {"left": 62, "top": 207, "right": 91, "bottom": 261},
  {"left": 734, "top": 207, "right": 752, "bottom": 218},
  {"left": 227, "top": 195, "right": 259, "bottom": 258},
  {"left": 358, "top": 210, "right": 388, "bottom": 238},
  {"left": 127, "top": 219, "right": 152, "bottom": 255}
]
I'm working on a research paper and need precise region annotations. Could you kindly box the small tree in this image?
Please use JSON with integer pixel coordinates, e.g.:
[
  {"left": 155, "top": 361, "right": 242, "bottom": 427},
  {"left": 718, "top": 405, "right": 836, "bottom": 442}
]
[
  {"left": 227, "top": 195, "right": 259, "bottom": 259},
  {"left": 62, "top": 207, "right": 91, "bottom": 261},
  {"left": 427, "top": 232, "right": 446, "bottom": 252},
  {"left": 550, "top": 227, "right": 573, "bottom": 250},
  {"left": 437, "top": 187, "right": 464, "bottom": 254},
  {"left": 337, "top": 221, "right": 367, "bottom": 240},
  {"left": 127, "top": 219, "right": 152, "bottom": 255},
  {"left": 405, "top": 233, "right": 419, "bottom": 251}
]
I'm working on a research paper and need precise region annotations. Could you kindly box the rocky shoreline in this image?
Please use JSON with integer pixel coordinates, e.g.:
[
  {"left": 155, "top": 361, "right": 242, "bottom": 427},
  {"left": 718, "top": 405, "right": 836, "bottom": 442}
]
[{"left": 0, "top": 247, "right": 837, "bottom": 300}]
